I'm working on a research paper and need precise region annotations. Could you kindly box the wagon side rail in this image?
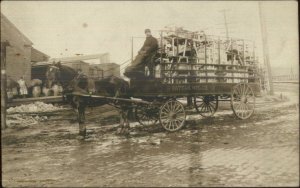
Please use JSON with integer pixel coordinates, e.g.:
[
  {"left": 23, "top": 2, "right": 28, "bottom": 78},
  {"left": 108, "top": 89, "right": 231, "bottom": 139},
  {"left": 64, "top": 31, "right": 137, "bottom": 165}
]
[{"left": 65, "top": 92, "right": 154, "bottom": 106}]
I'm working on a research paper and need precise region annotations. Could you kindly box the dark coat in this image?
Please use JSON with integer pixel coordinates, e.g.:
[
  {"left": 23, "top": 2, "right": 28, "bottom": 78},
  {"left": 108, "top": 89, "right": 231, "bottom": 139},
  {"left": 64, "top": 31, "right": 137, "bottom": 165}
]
[{"left": 140, "top": 35, "right": 158, "bottom": 55}]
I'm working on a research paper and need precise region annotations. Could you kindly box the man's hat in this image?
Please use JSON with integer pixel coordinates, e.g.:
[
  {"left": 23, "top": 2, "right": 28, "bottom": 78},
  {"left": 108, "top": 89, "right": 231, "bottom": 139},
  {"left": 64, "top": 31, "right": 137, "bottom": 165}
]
[{"left": 145, "top": 29, "right": 151, "bottom": 33}]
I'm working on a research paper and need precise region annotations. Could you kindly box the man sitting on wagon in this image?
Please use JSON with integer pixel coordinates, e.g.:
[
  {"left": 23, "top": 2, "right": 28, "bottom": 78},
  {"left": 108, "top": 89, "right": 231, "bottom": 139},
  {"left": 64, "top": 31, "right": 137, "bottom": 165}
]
[{"left": 124, "top": 29, "right": 158, "bottom": 78}]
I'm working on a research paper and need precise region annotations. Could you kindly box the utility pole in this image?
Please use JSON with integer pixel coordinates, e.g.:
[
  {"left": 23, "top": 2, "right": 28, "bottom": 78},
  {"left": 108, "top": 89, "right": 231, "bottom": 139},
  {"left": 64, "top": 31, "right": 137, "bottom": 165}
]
[
  {"left": 1, "top": 41, "right": 10, "bottom": 130},
  {"left": 259, "top": 2, "right": 274, "bottom": 95},
  {"left": 290, "top": 65, "right": 294, "bottom": 80},
  {"left": 220, "top": 9, "right": 230, "bottom": 39},
  {"left": 131, "top": 37, "right": 134, "bottom": 62}
]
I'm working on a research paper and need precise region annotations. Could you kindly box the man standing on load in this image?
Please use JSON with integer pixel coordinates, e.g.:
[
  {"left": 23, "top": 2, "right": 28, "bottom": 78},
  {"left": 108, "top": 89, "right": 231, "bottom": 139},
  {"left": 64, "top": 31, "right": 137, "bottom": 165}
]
[{"left": 124, "top": 29, "right": 158, "bottom": 78}]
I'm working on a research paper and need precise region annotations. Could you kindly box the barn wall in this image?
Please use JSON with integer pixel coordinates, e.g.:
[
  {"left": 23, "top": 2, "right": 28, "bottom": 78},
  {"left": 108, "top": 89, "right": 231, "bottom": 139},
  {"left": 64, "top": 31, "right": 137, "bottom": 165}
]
[
  {"left": 1, "top": 14, "right": 32, "bottom": 84},
  {"left": 5, "top": 46, "right": 32, "bottom": 83},
  {"left": 31, "top": 48, "right": 49, "bottom": 62}
]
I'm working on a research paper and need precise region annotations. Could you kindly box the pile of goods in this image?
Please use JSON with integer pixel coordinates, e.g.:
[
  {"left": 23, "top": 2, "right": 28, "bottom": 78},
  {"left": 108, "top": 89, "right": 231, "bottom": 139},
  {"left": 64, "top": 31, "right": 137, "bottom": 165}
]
[
  {"left": 6, "top": 102, "right": 64, "bottom": 128},
  {"left": 153, "top": 26, "right": 260, "bottom": 84},
  {"left": 29, "top": 79, "right": 43, "bottom": 87},
  {"left": 159, "top": 27, "right": 255, "bottom": 65},
  {"left": 6, "top": 77, "right": 63, "bottom": 99},
  {"left": 7, "top": 101, "right": 63, "bottom": 113}
]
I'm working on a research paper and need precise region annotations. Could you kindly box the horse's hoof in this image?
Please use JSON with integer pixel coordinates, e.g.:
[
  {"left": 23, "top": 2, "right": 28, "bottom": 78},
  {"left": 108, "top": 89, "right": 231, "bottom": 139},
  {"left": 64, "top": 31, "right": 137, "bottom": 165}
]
[
  {"left": 123, "top": 128, "right": 130, "bottom": 136},
  {"left": 79, "top": 129, "right": 86, "bottom": 137},
  {"left": 116, "top": 127, "right": 131, "bottom": 135},
  {"left": 122, "top": 129, "right": 130, "bottom": 136},
  {"left": 117, "top": 127, "right": 130, "bottom": 136},
  {"left": 116, "top": 127, "right": 123, "bottom": 135},
  {"left": 76, "top": 135, "right": 85, "bottom": 140}
]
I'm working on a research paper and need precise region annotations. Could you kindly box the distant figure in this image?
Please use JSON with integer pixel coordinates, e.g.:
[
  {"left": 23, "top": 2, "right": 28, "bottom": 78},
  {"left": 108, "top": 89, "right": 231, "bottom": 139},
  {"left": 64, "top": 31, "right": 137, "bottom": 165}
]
[
  {"left": 17, "top": 76, "right": 28, "bottom": 98},
  {"left": 124, "top": 29, "right": 158, "bottom": 78}
]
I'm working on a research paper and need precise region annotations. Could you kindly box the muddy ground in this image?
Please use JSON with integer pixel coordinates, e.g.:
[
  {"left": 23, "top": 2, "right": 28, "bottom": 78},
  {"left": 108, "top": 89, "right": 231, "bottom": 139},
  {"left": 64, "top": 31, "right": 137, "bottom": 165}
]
[{"left": 1, "top": 83, "right": 299, "bottom": 187}]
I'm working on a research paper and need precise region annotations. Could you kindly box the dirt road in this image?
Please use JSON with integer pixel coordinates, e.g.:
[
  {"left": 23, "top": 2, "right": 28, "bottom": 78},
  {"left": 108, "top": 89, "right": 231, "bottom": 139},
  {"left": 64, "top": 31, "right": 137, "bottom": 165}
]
[{"left": 1, "top": 83, "right": 299, "bottom": 187}]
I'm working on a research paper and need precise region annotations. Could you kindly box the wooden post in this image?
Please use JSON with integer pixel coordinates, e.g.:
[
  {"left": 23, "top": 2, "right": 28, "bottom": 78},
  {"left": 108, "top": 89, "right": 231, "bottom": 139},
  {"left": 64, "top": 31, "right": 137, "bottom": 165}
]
[
  {"left": 171, "top": 38, "right": 174, "bottom": 56},
  {"left": 259, "top": 2, "right": 274, "bottom": 95},
  {"left": 183, "top": 39, "right": 187, "bottom": 57},
  {"left": 160, "top": 31, "right": 163, "bottom": 78},
  {"left": 218, "top": 37, "right": 221, "bottom": 64},
  {"left": 253, "top": 41, "right": 257, "bottom": 83},
  {"left": 204, "top": 35, "right": 207, "bottom": 83},
  {"left": 176, "top": 38, "right": 179, "bottom": 57},
  {"left": 1, "top": 41, "right": 10, "bottom": 130},
  {"left": 131, "top": 37, "right": 134, "bottom": 62},
  {"left": 242, "top": 39, "right": 245, "bottom": 65},
  {"left": 231, "top": 38, "right": 234, "bottom": 83},
  {"left": 253, "top": 41, "right": 255, "bottom": 63},
  {"left": 221, "top": 9, "right": 230, "bottom": 39},
  {"left": 204, "top": 35, "right": 207, "bottom": 65}
]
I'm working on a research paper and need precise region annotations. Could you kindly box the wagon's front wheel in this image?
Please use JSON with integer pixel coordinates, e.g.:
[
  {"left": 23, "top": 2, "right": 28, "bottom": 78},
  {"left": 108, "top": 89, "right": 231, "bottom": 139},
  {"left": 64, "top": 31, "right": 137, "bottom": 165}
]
[
  {"left": 231, "top": 83, "right": 255, "bottom": 119},
  {"left": 135, "top": 105, "right": 158, "bottom": 126},
  {"left": 194, "top": 95, "right": 218, "bottom": 117},
  {"left": 159, "top": 100, "right": 186, "bottom": 132}
]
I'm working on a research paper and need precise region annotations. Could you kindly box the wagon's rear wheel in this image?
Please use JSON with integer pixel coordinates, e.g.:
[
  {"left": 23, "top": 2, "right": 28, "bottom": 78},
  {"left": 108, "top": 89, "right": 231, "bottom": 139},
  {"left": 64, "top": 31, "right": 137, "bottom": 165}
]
[
  {"left": 231, "top": 83, "right": 255, "bottom": 119},
  {"left": 159, "top": 100, "right": 186, "bottom": 132},
  {"left": 135, "top": 105, "right": 158, "bottom": 126},
  {"left": 194, "top": 95, "right": 218, "bottom": 117}
]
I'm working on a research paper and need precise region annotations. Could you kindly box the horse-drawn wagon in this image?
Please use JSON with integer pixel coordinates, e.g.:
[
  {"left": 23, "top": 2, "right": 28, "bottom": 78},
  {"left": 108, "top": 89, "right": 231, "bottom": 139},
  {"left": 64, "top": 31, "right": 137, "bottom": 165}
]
[{"left": 65, "top": 28, "right": 262, "bottom": 134}]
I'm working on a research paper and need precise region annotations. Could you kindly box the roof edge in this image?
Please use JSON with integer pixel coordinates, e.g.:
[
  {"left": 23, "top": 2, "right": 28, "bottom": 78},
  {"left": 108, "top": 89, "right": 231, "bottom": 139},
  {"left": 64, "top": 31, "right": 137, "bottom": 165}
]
[{"left": 1, "top": 13, "right": 33, "bottom": 45}]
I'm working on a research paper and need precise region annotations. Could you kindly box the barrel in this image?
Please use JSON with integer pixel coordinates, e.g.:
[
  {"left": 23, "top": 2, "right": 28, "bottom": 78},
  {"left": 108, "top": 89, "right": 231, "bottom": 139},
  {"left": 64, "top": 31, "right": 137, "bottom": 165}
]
[
  {"left": 52, "top": 84, "right": 62, "bottom": 96},
  {"left": 42, "top": 87, "right": 50, "bottom": 96},
  {"left": 30, "top": 79, "right": 42, "bottom": 87},
  {"left": 32, "top": 86, "right": 41, "bottom": 97}
]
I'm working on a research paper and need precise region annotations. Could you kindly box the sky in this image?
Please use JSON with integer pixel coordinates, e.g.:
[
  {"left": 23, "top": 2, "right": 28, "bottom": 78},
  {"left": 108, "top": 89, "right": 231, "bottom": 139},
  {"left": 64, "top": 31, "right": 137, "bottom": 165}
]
[{"left": 1, "top": 1, "right": 298, "bottom": 74}]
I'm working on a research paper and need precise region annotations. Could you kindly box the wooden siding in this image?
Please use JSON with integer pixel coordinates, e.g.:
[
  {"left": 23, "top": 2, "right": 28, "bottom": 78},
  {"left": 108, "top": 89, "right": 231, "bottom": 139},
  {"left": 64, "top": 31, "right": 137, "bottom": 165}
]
[{"left": 1, "top": 14, "right": 33, "bottom": 83}]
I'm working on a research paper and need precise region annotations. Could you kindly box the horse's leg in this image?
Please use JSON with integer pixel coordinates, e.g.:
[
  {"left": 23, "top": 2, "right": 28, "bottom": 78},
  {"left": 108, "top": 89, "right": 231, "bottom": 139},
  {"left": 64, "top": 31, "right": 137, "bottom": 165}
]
[
  {"left": 123, "top": 109, "right": 130, "bottom": 135},
  {"left": 117, "top": 107, "right": 130, "bottom": 135},
  {"left": 116, "top": 109, "right": 125, "bottom": 135},
  {"left": 124, "top": 108, "right": 130, "bottom": 128},
  {"left": 78, "top": 104, "right": 86, "bottom": 136},
  {"left": 73, "top": 96, "right": 86, "bottom": 137},
  {"left": 72, "top": 96, "right": 80, "bottom": 121},
  {"left": 114, "top": 89, "right": 120, "bottom": 98}
]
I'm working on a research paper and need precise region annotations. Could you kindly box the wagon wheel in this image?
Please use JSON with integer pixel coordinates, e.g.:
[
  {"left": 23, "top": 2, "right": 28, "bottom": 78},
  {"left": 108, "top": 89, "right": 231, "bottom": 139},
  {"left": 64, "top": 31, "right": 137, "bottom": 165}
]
[
  {"left": 194, "top": 95, "right": 218, "bottom": 117},
  {"left": 135, "top": 105, "right": 158, "bottom": 126},
  {"left": 231, "top": 83, "right": 255, "bottom": 119},
  {"left": 159, "top": 100, "right": 186, "bottom": 132}
]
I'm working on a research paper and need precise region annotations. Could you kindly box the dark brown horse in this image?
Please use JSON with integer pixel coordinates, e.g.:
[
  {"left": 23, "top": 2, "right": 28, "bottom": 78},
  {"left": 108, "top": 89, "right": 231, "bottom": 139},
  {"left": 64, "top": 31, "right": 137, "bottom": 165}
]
[
  {"left": 45, "top": 62, "right": 130, "bottom": 136},
  {"left": 45, "top": 62, "right": 77, "bottom": 89}
]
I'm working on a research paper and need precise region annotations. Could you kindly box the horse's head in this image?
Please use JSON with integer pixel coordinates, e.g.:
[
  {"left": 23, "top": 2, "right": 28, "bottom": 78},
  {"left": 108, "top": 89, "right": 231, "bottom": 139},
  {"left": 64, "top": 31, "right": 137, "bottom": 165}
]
[
  {"left": 45, "top": 63, "right": 61, "bottom": 88},
  {"left": 65, "top": 73, "right": 94, "bottom": 95}
]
